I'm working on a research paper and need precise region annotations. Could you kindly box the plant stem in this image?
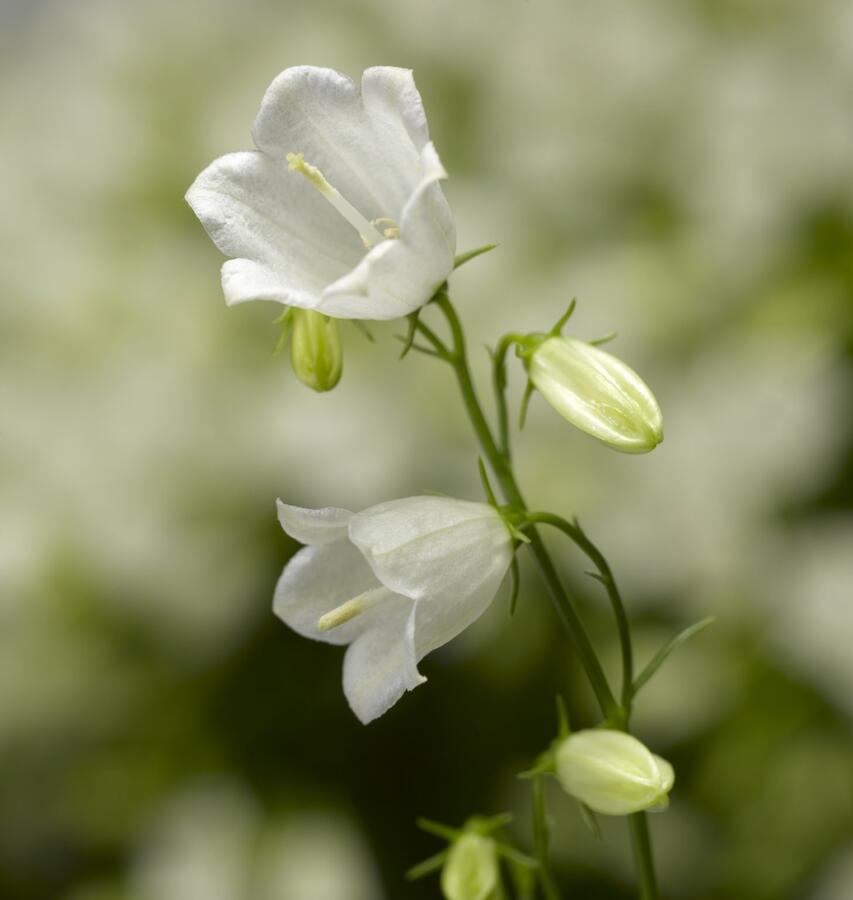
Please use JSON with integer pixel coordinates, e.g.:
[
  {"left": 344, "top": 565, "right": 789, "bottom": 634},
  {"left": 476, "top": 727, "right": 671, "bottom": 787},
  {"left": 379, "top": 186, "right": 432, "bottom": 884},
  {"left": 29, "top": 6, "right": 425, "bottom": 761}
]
[
  {"left": 524, "top": 511, "right": 634, "bottom": 711},
  {"left": 629, "top": 814, "right": 659, "bottom": 900},
  {"left": 431, "top": 291, "right": 660, "bottom": 900},
  {"left": 434, "top": 293, "right": 618, "bottom": 721},
  {"left": 532, "top": 776, "right": 563, "bottom": 900}
]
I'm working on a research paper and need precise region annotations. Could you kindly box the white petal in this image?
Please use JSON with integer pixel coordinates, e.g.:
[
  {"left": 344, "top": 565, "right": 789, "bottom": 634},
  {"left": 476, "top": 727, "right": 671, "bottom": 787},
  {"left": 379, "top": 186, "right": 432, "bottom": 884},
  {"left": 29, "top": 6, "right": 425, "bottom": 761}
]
[
  {"left": 342, "top": 598, "right": 424, "bottom": 724},
  {"left": 349, "top": 496, "right": 513, "bottom": 603},
  {"left": 252, "top": 66, "right": 427, "bottom": 223},
  {"left": 273, "top": 541, "right": 381, "bottom": 646},
  {"left": 276, "top": 501, "right": 353, "bottom": 545},
  {"left": 317, "top": 142, "right": 455, "bottom": 320},
  {"left": 186, "top": 150, "right": 362, "bottom": 307}
]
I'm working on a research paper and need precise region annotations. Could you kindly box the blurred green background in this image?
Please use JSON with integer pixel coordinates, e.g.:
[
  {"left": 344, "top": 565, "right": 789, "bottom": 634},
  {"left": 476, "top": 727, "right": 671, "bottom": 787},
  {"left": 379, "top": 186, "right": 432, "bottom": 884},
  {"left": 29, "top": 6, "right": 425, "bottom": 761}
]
[{"left": 2, "top": 0, "right": 852, "bottom": 897}]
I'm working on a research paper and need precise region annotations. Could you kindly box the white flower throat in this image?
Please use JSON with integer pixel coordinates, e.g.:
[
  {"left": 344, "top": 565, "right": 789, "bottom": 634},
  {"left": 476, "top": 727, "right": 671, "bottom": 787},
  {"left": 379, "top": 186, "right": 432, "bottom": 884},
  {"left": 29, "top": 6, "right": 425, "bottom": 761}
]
[
  {"left": 286, "top": 153, "right": 400, "bottom": 249},
  {"left": 317, "top": 585, "right": 392, "bottom": 631}
]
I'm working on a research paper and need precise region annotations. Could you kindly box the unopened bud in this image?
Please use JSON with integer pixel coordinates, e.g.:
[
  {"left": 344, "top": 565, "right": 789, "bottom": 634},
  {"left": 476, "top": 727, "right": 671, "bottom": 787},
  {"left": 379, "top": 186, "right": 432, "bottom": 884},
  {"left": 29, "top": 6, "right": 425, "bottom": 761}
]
[
  {"left": 290, "top": 309, "right": 343, "bottom": 392},
  {"left": 555, "top": 729, "right": 674, "bottom": 815},
  {"left": 528, "top": 336, "right": 662, "bottom": 453},
  {"left": 441, "top": 832, "right": 500, "bottom": 900}
]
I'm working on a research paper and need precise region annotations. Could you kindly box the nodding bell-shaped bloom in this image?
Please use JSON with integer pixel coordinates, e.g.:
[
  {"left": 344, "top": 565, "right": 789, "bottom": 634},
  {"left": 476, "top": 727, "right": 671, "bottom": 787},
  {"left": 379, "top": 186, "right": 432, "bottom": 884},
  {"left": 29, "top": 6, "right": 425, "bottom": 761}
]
[
  {"left": 186, "top": 66, "right": 456, "bottom": 321},
  {"left": 441, "top": 833, "right": 500, "bottom": 900},
  {"left": 274, "top": 496, "right": 514, "bottom": 723},
  {"left": 528, "top": 337, "right": 663, "bottom": 453},
  {"left": 555, "top": 730, "right": 675, "bottom": 815},
  {"left": 289, "top": 309, "right": 342, "bottom": 392}
]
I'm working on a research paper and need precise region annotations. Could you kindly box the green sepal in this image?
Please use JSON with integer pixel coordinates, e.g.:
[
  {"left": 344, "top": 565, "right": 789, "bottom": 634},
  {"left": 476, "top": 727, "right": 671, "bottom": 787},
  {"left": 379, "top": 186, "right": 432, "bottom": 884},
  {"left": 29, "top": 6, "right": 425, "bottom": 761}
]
[
  {"left": 508, "top": 555, "right": 521, "bottom": 617},
  {"left": 495, "top": 844, "right": 539, "bottom": 869},
  {"left": 406, "top": 849, "right": 449, "bottom": 881},
  {"left": 477, "top": 457, "right": 498, "bottom": 507},
  {"left": 518, "top": 380, "right": 535, "bottom": 430},
  {"left": 454, "top": 244, "right": 498, "bottom": 269},
  {"left": 588, "top": 331, "right": 617, "bottom": 347},
  {"left": 272, "top": 308, "right": 294, "bottom": 355},
  {"left": 631, "top": 617, "right": 716, "bottom": 699},
  {"left": 398, "top": 311, "right": 420, "bottom": 359},
  {"left": 518, "top": 749, "right": 557, "bottom": 781},
  {"left": 351, "top": 319, "right": 375, "bottom": 343},
  {"left": 416, "top": 817, "right": 461, "bottom": 842},
  {"left": 549, "top": 298, "right": 577, "bottom": 336},
  {"left": 577, "top": 802, "right": 602, "bottom": 840}
]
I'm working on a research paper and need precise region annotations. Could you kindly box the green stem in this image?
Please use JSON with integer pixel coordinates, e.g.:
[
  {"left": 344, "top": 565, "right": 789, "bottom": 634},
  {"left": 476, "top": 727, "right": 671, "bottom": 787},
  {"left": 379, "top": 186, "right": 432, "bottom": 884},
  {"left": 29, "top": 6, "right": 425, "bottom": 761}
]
[
  {"left": 524, "top": 512, "right": 634, "bottom": 711},
  {"left": 434, "top": 292, "right": 618, "bottom": 721},
  {"left": 629, "top": 814, "right": 659, "bottom": 900},
  {"left": 532, "top": 776, "right": 563, "bottom": 900},
  {"left": 430, "top": 291, "right": 660, "bottom": 900}
]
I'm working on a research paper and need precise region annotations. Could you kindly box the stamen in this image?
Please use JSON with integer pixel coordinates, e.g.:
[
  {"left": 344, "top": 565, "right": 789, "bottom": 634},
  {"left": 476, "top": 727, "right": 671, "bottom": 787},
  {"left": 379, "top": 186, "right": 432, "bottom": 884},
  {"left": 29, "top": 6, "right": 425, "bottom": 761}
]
[
  {"left": 372, "top": 217, "right": 401, "bottom": 239},
  {"left": 317, "top": 586, "right": 391, "bottom": 632},
  {"left": 287, "top": 152, "right": 386, "bottom": 249}
]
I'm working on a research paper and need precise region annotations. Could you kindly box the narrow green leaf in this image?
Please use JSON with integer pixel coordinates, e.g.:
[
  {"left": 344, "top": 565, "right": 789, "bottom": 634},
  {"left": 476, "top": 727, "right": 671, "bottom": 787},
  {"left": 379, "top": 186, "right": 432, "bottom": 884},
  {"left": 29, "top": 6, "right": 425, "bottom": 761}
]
[
  {"left": 631, "top": 617, "right": 716, "bottom": 698},
  {"left": 453, "top": 243, "right": 498, "bottom": 269}
]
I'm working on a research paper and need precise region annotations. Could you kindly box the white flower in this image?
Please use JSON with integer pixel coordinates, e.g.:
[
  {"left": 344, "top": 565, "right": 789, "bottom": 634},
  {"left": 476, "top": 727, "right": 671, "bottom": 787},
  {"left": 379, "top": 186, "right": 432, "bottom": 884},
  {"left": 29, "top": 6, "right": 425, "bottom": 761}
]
[
  {"left": 555, "top": 729, "right": 675, "bottom": 815},
  {"left": 273, "top": 496, "right": 514, "bottom": 723},
  {"left": 186, "top": 66, "right": 456, "bottom": 320}
]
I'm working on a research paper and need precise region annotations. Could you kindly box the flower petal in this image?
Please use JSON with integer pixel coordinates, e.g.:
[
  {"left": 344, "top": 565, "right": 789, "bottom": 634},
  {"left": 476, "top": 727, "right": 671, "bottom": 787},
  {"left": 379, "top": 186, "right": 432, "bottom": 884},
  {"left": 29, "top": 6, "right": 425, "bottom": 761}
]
[
  {"left": 273, "top": 541, "right": 380, "bottom": 646},
  {"left": 349, "top": 496, "right": 513, "bottom": 606},
  {"left": 317, "top": 142, "right": 455, "bottom": 319},
  {"left": 186, "top": 150, "right": 362, "bottom": 307},
  {"left": 252, "top": 66, "right": 428, "bottom": 223},
  {"left": 276, "top": 501, "right": 353, "bottom": 545},
  {"left": 342, "top": 598, "right": 424, "bottom": 724}
]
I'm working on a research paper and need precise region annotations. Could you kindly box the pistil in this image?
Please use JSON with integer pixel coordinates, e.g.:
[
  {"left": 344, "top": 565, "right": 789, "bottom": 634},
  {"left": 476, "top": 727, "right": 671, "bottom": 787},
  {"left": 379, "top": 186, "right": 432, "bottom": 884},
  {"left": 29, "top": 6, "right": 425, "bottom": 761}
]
[
  {"left": 287, "top": 152, "right": 386, "bottom": 249},
  {"left": 317, "top": 585, "right": 391, "bottom": 631}
]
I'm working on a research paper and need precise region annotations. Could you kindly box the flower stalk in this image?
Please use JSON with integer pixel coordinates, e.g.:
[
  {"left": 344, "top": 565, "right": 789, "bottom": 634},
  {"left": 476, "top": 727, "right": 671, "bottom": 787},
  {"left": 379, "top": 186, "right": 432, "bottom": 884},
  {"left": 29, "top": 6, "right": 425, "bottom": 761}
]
[{"left": 423, "top": 290, "right": 660, "bottom": 900}]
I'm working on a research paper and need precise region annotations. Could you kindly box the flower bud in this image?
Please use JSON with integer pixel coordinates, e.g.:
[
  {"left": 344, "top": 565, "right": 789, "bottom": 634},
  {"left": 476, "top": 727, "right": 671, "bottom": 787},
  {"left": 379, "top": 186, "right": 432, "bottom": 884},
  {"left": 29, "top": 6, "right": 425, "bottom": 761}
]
[
  {"left": 528, "top": 336, "right": 662, "bottom": 453},
  {"left": 290, "top": 309, "right": 342, "bottom": 392},
  {"left": 440, "top": 832, "right": 500, "bottom": 900},
  {"left": 555, "top": 730, "right": 674, "bottom": 815}
]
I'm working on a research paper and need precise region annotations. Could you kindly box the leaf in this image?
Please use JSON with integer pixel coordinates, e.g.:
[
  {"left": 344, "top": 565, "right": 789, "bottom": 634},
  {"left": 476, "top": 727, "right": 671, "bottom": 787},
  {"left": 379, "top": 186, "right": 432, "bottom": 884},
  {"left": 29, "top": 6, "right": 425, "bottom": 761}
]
[
  {"left": 631, "top": 617, "right": 716, "bottom": 698},
  {"left": 453, "top": 244, "right": 498, "bottom": 269}
]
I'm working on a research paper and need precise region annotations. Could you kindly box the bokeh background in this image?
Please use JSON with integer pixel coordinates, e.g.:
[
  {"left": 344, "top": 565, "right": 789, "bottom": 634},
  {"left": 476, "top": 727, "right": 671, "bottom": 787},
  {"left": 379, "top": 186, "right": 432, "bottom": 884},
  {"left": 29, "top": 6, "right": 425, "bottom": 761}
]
[{"left": 2, "top": 0, "right": 852, "bottom": 897}]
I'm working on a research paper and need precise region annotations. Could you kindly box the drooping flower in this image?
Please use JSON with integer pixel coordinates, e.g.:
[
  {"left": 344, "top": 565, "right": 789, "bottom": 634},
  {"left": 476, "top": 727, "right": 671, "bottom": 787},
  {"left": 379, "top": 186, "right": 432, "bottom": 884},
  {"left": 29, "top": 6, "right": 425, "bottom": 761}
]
[
  {"left": 186, "top": 66, "right": 456, "bottom": 320},
  {"left": 527, "top": 336, "right": 663, "bottom": 453},
  {"left": 273, "top": 496, "right": 514, "bottom": 723},
  {"left": 555, "top": 729, "right": 674, "bottom": 815}
]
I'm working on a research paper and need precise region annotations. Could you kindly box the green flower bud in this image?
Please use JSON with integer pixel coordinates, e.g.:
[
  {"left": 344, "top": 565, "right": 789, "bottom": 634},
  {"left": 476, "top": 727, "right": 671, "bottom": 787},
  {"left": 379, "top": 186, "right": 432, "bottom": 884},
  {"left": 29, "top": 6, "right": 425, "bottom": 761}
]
[
  {"left": 527, "top": 336, "right": 662, "bottom": 453},
  {"left": 290, "top": 309, "right": 342, "bottom": 392},
  {"left": 441, "top": 832, "right": 500, "bottom": 900},
  {"left": 555, "top": 729, "right": 674, "bottom": 816}
]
